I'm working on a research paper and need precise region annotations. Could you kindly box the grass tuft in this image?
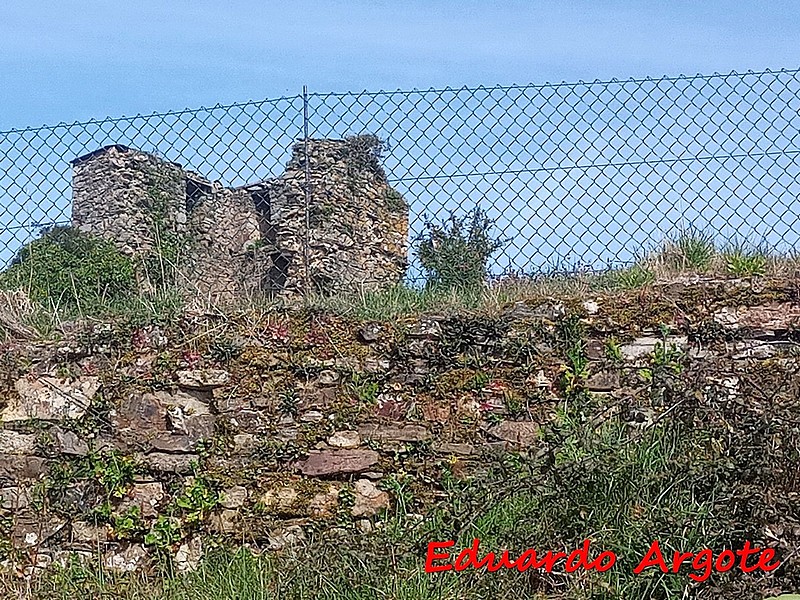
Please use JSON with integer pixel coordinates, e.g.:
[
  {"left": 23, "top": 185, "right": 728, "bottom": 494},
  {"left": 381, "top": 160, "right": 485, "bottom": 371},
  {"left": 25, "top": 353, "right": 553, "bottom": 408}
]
[
  {"left": 721, "top": 241, "right": 769, "bottom": 277},
  {"left": 655, "top": 227, "right": 717, "bottom": 272}
]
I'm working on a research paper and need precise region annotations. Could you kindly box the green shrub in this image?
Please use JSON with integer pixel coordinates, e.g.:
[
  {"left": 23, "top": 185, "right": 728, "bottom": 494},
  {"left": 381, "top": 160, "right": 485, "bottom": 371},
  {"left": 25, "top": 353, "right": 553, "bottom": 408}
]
[
  {"left": 0, "top": 226, "right": 136, "bottom": 312},
  {"left": 415, "top": 207, "right": 508, "bottom": 290}
]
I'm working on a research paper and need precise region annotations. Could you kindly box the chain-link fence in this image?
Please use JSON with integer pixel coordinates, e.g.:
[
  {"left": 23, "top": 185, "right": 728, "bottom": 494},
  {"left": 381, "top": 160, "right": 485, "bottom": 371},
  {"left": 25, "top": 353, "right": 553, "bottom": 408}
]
[{"left": 2, "top": 68, "right": 800, "bottom": 291}]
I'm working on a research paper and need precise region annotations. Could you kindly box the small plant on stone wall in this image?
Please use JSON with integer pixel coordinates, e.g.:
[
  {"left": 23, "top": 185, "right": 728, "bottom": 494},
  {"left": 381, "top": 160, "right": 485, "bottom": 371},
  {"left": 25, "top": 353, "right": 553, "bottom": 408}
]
[
  {"left": 334, "top": 486, "right": 358, "bottom": 529},
  {"left": 0, "top": 510, "right": 12, "bottom": 560},
  {"left": 31, "top": 459, "right": 80, "bottom": 513},
  {"left": 209, "top": 337, "right": 244, "bottom": 363},
  {"left": 484, "top": 411, "right": 504, "bottom": 426},
  {"left": 723, "top": 243, "right": 768, "bottom": 277},
  {"left": 558, "top": 316, "right": 589, "bottom": 399},
  {"left": 651, "top": 341, "right": 685, "bottom": 375},
  {"left": 467, "top": 370, "right": 491, "bottom": 391},
  {"left": 342, "top": 134, "right": 389, "bottom": 184},
  {"left": 144, "top": 515, "right": 183, "bottom": 549},
  {"left": 347, "top": 372, "right": 380, "bottom": 405},
  {"left": 604, "top": 337, "right": 623, "bottom": 363},
  {"left": 659, "top": 227, "right": 717, "bottom": 271},
  {"left": 503, "top": 389, "right": 526, "bottom": 419},
  {"left": 90, "top": 451, "right": 138, "bottom": 500},
  {"left": 255, "top": 439, "right": 304, "bottom": 468},
  {"left": 278, "top": 391, "right": 300, "bottom": 418},
  {"left": 337, "top": 486, "right": 356, "bottom": 510},
  {"left": 379, "top": 473, "right": 415, "bottom": 525},
  {"left": 415, "top": 207, "right": 509, "bottom": 290},
  {"left": 174, "top": 476, "right": 220, "bottom": 525},
  {"left": 111, "top": 505, "right": 147, "bottom": 540},
  {"left": 600, "top": 264, "right": 655, "bottom": 290}
]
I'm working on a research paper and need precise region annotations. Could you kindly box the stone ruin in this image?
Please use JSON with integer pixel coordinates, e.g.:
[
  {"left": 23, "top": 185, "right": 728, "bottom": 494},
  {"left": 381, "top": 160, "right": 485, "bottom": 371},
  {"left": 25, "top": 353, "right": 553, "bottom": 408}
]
[{"left": 70, "top": 137, "right": 409, "bottom": 301}]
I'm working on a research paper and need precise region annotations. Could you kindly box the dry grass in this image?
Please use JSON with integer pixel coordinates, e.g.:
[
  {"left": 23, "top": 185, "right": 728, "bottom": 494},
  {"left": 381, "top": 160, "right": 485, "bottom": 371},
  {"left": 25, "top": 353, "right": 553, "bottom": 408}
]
[{"left": 0, "top": 289, "right": 37, "bottom": 340}]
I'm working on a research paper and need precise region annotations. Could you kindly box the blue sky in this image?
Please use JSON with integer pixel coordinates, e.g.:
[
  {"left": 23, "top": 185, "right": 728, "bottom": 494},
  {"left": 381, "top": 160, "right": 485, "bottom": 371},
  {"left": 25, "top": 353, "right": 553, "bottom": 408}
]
[{"left": 2, "top": 0, "right": 800, "bottom": 129}]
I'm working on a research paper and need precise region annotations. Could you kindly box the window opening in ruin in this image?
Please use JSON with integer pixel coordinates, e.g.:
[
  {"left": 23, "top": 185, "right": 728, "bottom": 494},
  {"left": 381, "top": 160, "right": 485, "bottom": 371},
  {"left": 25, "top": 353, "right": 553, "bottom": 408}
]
[
  {"left": 268, "top": 253, "right": 290, "bottom": 293},
  {"left": 249, "top": 188, "right": 275, "bottom": 245},
  {"left": 186, "top": 177, "right": 212, "bottom": 211}
]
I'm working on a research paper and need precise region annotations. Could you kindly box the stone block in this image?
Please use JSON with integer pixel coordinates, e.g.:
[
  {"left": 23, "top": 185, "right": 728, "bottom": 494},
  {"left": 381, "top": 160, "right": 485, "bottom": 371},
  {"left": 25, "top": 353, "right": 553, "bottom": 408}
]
[
  {"left": 298, "top": 449, "right": 380, "bottom": 476},
  {"left": 5, "top": 376, "right": 100, "bottom": 421}
]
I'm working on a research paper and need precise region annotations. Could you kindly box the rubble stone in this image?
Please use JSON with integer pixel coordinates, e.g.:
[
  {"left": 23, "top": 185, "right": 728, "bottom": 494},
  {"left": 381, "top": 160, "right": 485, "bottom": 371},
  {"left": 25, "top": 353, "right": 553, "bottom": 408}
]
[
  {"left": 351, "top": 479, "right": 390, "bottom": 517},
  {"left": 327, "top": 430, "right": 361, "bottom": 448},
  {"left": 298, "top": 449, "right": 380, "bottom": 476},
  {"left": 0, "top": 430, "right": 38, "bottom": 455},
  {"left": 5, "top": 376, "right": 100, "bottom": 421},
  {"left": 485, "top": 421, "right": 539, "bottom": 446},
  {"left": 103, "top": 544, "right": 148, "bottom": 572}
]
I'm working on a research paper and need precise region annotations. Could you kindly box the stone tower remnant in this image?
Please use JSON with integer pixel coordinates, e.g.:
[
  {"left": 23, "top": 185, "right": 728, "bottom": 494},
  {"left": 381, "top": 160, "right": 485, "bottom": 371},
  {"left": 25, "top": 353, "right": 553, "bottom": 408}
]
[{"left": 70, "top": 136, "right": 409, "bottom": 301}]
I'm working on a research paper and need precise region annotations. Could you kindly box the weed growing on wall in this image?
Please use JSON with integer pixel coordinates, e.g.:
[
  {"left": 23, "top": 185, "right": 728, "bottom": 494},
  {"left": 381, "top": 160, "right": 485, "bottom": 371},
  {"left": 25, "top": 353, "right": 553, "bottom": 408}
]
[
  {"left": 658, "top": 227, "right": 717, "bottom": 272},
  {"left": 142, "top": 164, "right": 190, "bottom": 290},
  {"left": 416, "top": 207, "right": 509, "bottom": 290},
  {"left": 342, "top": 134, "right": 389, "bottom": 184},
  {"left": 722, "top": 242, "right": 768, "bottom": 277}
]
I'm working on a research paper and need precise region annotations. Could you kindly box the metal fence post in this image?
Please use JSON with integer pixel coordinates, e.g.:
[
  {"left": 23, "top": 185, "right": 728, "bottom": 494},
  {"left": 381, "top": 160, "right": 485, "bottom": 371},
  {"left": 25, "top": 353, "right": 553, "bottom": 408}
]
[{"left": 302, "top": 85, "right": 312, "bottom": 296}]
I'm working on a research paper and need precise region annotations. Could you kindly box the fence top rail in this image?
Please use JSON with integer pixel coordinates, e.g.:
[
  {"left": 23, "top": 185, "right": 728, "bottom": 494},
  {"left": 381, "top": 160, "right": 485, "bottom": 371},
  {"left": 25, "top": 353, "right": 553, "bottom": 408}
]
[
  {"left": 0, "top": 94, "right": 305, "bottom": 136},
  {"left": 308, "top": 67, "right": 800, "bottom": 99},
  {"left": 3, "top": 67, "right": 799, "bottom": 137}
]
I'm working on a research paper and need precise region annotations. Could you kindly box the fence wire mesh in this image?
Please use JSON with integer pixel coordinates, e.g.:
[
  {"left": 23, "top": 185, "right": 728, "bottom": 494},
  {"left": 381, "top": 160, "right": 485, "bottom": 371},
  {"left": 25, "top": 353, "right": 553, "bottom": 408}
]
[{"left": 2, "top": 68, "right": 800, "bottom": 288}]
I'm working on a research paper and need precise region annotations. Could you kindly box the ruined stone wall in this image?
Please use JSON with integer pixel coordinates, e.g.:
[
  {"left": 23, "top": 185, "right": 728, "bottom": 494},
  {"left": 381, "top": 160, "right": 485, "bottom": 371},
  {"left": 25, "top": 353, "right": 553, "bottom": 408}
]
[
  {"left": 267, "top": 138, "right": 409, "bottom": 296},
  {"left": 0, "top": 278, "right": 799, "bottom": 578},
  {"left": 183, "top": 180, "right": 262, "bottom": 302},
  {"left": 70, "top": 138, "right": 409, "bottom": 301},
  {"left": 71, "top": 146, "right": 187, "bottom": 257},
  {"left": 71, "top": 147, "right": 265, "bottom": 302}
]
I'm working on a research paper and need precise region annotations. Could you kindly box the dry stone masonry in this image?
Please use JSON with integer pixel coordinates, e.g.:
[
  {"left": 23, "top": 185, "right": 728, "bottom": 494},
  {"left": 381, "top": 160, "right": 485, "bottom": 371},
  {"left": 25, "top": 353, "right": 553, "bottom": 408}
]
[
  {"left": 1, "top": 276, "right": 800, "bottom": 578},
  {"left": 70, "top": 136, "right": 409, "bottom": 301}
]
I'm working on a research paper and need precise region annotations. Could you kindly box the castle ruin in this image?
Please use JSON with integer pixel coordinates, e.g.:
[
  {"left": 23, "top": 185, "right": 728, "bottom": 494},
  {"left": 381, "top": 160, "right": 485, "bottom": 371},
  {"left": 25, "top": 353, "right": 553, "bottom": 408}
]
[{"left": 70, "top": 137, "right": 409, "bottom": 301}]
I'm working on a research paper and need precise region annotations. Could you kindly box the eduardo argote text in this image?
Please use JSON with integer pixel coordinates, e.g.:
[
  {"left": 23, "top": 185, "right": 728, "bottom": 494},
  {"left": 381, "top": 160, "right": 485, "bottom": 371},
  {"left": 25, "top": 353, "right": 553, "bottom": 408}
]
[{"left": 425, "top": 539, "right": 781, "bottom": 582}]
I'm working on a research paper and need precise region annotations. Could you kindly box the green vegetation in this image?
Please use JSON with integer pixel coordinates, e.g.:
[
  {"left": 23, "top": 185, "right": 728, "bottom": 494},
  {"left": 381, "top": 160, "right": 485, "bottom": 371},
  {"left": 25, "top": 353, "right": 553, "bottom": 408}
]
[
  {"left": 604, "top": 337, "right": 623, "bottom": 362},
  {"left": 144, "top": 516, "right": 184, "bottom": 550},
  {"left": 594, "top": 263, "right": 655, "bottom": 290},
  {"left": 141, "top": 163, "right": 191, "bottom": 290},
  {"left": 112, "top": 506, "right": 147, "bottom": 541},
  {"left": 0, "top": 226, "right": 136, "bottom": 312},
  {"left": 0, "top": 218, "right": 793, "bottom": 339},
  {"left": 558, "top": 315, "right": 589, "bottom": 398},
  {"left": 33, "top": 450, "right": 138, "bottom": 516},
  {"left": 722, "top": 242, "right": 768, "bottom": 277},
  {"left": 659, "top": 227, "right": 717, "bottom": 271},
  {"left": 172, "top": 477, "right": 220, "bottom": 526},
  {"left": 346, "top": 371, "right": 380, "bottom": 405},
  {"left": 415, "top": 207, "right": 509, "bottom": 291}
]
